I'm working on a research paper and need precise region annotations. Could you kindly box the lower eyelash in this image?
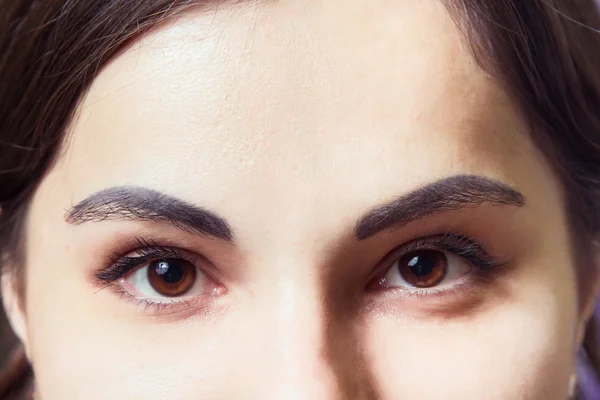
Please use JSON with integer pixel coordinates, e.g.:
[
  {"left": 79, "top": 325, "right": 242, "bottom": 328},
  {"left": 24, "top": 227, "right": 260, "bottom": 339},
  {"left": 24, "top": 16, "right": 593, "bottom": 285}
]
[
  {"left": 398, "top": 273, "right": 472, "bottom": 295},
  {"left": 110, "top": 284, "right": 196, "bottom": 314},
  {"left": 375, "top": 270, "right": 492, "bottom": 303}
]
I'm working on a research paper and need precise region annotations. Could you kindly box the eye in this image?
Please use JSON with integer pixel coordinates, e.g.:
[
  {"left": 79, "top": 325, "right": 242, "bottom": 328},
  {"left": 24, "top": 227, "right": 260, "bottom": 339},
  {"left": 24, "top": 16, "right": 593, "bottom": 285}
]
[
  {"left": 378, "top": 249, "right": 472, "bottom": 290},
  {"left": 125, "top": 258, "right": 209, "bottom": 299}
]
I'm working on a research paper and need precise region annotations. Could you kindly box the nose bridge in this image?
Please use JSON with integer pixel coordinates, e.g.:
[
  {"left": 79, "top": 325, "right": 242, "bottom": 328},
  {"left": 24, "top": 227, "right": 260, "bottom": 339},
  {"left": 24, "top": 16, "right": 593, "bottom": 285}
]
[
  {"left": 248, "top": 267, "right": 375, "bottom": 400},
  {"left": 264, "top": 296, "right": 342, "bottom": 398}
]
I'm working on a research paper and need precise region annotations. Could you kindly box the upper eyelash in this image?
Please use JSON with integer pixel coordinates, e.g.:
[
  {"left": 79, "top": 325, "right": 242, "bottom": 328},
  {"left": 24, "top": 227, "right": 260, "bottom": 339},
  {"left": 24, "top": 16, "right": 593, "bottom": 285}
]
[
  {"left": 96, "top": 237, "right": 191, "bottom": 283},
  {"left": 394, "top": 232, "right": 504, "bottom": 271},
  {"left": 97, "top": 232, "right": 499, "bottom": 290}
]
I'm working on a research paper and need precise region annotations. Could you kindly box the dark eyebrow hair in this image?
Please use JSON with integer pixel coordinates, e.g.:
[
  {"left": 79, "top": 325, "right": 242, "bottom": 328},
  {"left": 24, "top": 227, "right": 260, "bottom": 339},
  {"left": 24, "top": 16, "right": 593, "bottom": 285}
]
[
  {"left": 65, "top": 186, "right": 234, "bottom": 242},
  {"left": 355, "top": 175, "right": 526, "bottom": 240}
]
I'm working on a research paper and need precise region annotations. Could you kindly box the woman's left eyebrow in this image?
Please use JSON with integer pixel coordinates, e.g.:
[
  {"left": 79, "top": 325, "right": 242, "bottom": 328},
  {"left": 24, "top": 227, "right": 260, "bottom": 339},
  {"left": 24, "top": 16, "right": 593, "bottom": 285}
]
[
  {"left": 64, "top": 186, "right": 234, "bottom": 242},
  {"left": 354, "top": 174, "right": 526, "bottom": 240}
]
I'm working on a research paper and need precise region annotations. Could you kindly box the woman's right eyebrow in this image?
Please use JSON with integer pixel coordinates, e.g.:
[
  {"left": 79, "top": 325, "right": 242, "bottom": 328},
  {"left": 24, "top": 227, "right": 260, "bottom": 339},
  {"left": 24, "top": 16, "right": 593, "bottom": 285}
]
[{"left": 64, "top": 186, "right": 234, "bottom": 243}]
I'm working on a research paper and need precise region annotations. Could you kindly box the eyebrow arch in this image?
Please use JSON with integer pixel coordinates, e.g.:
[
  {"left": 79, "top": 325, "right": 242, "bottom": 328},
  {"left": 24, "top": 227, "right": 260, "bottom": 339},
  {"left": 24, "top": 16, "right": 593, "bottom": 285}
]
[
  {"left": 355, "top": 175, "right": 526, "bottom": 240},
  {"left": 65, "top": 186, "right": 234, "bottom": 242}
]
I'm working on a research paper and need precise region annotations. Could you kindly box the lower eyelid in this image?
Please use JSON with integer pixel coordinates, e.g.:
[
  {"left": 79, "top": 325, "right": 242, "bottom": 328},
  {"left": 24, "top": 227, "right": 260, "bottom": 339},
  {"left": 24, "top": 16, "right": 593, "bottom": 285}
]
[
  {"left": 109, "top": 282, "right": 220, "bottom": 318},
  {"left": 367, "top": 272, "right": 488, "bottom": 305}
]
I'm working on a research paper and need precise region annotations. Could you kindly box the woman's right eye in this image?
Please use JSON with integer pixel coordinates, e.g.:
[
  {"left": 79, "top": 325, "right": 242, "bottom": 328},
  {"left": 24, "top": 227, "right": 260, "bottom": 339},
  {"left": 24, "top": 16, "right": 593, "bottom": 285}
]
[{"left": 122, "top": 257, "right": 222, "bottom": 301}]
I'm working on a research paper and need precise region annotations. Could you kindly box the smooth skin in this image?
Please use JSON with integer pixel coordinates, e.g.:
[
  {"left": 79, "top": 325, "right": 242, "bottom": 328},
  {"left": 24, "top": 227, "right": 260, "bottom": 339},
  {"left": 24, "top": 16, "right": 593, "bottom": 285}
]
[{"left": 3, "top": 0, "right": 598, "bottom": 398}]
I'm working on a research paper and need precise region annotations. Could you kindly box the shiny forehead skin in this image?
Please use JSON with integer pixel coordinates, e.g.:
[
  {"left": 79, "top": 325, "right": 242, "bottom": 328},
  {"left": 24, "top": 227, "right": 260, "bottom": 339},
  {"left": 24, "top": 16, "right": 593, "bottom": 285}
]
[{"left": 61, "top": 0, "right": 546, "bottom": 228}]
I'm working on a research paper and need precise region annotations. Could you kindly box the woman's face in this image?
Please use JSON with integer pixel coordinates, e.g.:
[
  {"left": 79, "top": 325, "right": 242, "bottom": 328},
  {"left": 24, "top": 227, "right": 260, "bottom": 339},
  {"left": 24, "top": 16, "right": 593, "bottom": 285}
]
[{"left": 4, "top": 1, "right": 596, "bottom": 399}]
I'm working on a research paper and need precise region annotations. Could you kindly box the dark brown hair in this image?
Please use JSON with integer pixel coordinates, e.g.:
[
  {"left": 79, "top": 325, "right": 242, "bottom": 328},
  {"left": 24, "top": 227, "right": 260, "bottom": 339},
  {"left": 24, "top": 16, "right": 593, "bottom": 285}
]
[{"left": 1, "top": 0, "right": 600, "bottom": 399}]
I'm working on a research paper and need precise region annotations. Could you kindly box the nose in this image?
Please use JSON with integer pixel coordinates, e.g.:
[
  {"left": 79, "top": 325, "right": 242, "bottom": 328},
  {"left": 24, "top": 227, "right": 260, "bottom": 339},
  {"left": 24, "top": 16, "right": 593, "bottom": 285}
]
[{"left": 239, "top": 282, "right": 376, "bottom": 400}]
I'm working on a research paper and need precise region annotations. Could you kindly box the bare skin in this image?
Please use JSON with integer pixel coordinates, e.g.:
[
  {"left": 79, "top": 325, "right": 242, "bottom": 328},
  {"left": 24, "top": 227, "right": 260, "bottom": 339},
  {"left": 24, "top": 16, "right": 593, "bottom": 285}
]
[{"left": 3, "top": 1, "right": 597, "bottom": 398}]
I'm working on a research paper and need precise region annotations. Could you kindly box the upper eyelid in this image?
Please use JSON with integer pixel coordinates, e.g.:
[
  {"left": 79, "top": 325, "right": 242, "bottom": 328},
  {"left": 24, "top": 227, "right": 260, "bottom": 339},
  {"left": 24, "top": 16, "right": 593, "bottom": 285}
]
[
  {"left": 120, "top": 245, "right": 186, "bottom": 262},
  {"left": 98, "top": 245, "right": 197, "bottom": 283},
  {"left": 385, "top": 233, "right": 478, "bottom": 259},
  {"left": 106, "top": 244, "right": 186, "bottom": 270},
  {"left": 108, "top": 241, "right": 229, "bottom": 285},
  {"left": 108, "top": 235, "right": 213, "bottom": 268},
  {"left": 402, "top": 234, "right": 490, "bottom": 257}
]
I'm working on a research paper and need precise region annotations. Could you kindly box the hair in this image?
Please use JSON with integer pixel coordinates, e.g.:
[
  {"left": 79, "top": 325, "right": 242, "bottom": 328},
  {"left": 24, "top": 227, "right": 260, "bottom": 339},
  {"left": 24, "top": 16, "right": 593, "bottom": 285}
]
[{"left": 0, "top": 0, "right": 600, "bottom": 398}]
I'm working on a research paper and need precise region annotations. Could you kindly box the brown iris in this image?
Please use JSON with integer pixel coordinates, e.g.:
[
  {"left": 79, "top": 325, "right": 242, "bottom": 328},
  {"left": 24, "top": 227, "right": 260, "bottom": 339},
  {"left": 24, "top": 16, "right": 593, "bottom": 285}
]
[
  {"left": 397, "top": 250, "right": 447, "bottom": 288},
  {"left": 147, "top": 258, "right": 196, "bottom": 297}
]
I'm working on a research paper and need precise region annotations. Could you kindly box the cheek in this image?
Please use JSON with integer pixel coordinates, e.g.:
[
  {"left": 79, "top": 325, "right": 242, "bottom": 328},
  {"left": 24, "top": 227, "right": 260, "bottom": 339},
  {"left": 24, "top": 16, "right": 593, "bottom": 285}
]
[
  {"left": 365, "top": 294, "right": 577, "bottom": 399},
  {"left": 25, "top": 294, "right": 237, "bottom": 400}
]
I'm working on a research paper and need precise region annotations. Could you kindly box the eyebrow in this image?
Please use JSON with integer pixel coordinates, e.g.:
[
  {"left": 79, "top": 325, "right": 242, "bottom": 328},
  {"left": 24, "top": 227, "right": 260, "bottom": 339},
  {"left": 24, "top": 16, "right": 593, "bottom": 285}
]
[
  {"left": 65, "top": 186, "right": 234, "bottom": 242},
  {"left": 355, "top": 175, "right": 526, "bottom": 240}
]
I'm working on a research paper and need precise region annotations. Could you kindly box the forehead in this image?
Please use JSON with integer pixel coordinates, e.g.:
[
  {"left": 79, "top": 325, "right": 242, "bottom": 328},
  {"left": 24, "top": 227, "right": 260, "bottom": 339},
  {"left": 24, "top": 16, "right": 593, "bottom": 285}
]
[{"left": 58, "top": 0, "right": 540, "bottom": 226}]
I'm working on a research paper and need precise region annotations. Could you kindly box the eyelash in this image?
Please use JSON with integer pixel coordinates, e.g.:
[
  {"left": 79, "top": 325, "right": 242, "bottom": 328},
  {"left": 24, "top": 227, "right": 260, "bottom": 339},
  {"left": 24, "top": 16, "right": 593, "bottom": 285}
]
[
  {"left": 97, "top": 237, "right": 192, "bottom": 282},
  {"left": 96, "top": 238, "right": 210, "bottom": 313},
  {"left": 110, "top": 286, "right": 197, "bottom": 313},
  {"left": 96, "top": 232, "right": 503, "bottom": 313},
  {"left": 403, "top": 232, "right": 500, "bottom": 270},
  {"left": 370, "top": 232, "right": 505, "bottom": 296}
]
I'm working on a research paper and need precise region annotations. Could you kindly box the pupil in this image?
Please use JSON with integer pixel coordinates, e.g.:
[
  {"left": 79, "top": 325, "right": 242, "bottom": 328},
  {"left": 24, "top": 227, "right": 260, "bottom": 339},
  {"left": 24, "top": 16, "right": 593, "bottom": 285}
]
[
  {"left": 407, "top": 254, "right": 435, "bottom": 278},
  {"left": 154, "top": 259, "right": 184, "bottom": 284}
]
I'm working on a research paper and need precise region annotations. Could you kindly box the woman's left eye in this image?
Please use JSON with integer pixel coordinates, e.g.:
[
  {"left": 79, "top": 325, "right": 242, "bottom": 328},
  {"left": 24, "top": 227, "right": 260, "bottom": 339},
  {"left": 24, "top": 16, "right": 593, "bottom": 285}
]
[{"left": 375, "top": 249, "right": 472, "bottom": 290}]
